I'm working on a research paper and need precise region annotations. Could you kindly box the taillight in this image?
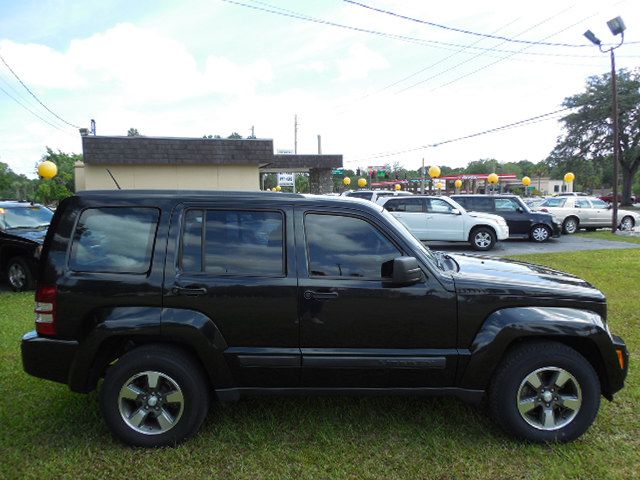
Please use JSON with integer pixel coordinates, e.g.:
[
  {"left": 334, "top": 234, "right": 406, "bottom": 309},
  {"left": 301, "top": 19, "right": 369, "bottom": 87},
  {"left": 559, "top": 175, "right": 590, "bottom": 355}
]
[{"left": 35, "top": 284, "right": 57, "bottom": 336}]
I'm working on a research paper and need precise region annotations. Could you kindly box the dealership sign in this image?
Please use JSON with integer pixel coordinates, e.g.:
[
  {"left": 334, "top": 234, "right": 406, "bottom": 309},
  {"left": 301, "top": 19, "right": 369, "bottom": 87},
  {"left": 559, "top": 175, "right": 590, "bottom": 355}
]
[{"left": 277, "top": 173, "right": 295, "bottom": 186}]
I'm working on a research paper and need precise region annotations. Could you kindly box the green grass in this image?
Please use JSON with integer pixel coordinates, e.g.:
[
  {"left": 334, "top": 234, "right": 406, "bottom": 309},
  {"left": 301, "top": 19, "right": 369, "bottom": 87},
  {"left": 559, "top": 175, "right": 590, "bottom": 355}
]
[
  {"left": 1, "top": 249, "right": 639, "bottom": 479},
  {"left": 576, "top": 230, "right": 640, "bottom": 245}
]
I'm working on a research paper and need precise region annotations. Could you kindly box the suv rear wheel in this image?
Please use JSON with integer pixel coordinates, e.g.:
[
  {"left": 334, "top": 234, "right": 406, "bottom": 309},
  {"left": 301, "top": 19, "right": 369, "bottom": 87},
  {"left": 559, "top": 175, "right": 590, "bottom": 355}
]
[
  {"left": 100, "top": 345, "right": 209, "bottom": 447},
  {"left": 470, "top": 227, "right": 496, "bottom": 251},
  {"left": 6, "top": 256, "right": 34, "bottom": 292},
  {"left": 489, "top": 341, "right": 600, "bottom": 443}
]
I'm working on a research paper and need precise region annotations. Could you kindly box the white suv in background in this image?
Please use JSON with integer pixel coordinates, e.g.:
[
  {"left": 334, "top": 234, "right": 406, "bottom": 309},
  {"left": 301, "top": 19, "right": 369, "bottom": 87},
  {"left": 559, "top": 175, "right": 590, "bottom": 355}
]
[
  {"left": 342, "top": 189, "right": 414, "bottom": 203},
  {"left": 380, "top": 195, "right": 509, "bottom": 251}
]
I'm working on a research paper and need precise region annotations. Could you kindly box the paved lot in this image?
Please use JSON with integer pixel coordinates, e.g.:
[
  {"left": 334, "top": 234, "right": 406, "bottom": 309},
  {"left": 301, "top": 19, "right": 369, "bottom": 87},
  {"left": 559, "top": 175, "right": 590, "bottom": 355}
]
[{"left": 426, "top": 234, "right": 640, "bottom": 257}]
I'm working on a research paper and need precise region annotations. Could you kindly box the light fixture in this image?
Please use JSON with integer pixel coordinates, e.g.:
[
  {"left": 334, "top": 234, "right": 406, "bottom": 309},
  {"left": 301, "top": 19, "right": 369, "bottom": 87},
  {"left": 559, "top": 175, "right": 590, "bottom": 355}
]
[
  {"left": 583, "top": 29, "right": 601, "bottom": 45},
  {"left": 607, "top": 16, "right": 626, "bottom": 36}
]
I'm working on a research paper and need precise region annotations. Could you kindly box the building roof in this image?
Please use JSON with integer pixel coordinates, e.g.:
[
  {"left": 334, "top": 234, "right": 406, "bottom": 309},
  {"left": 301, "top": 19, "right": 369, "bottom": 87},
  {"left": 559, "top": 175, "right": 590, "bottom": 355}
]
[{"left": 82, "top": 135, "right": 273, "bottom": 166}]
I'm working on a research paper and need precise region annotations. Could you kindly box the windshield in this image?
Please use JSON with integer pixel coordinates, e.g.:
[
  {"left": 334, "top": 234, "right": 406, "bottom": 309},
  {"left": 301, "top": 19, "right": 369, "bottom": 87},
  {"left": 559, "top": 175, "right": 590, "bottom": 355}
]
[
  {"left": 0, "top": 206, "right": 53, "bottom": 229},
  {"left": 379, "top": 207, "right": 444, "bottom": 271}
]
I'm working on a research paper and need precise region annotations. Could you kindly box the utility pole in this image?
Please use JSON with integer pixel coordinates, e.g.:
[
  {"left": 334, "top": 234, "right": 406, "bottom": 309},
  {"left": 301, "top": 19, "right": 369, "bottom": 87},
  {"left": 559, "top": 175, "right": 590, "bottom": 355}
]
[
  {"left": 251, "top": 125, "right": 255, "bottom": 138},
  {"left": 294, "top": 115, "right": 298, "bottom": 154},
  {"left": 317, "top": 135, "right": 322, "bottom": 154},
  {"left": 420, "top": 158, "right": 425, "bottom": 194}
]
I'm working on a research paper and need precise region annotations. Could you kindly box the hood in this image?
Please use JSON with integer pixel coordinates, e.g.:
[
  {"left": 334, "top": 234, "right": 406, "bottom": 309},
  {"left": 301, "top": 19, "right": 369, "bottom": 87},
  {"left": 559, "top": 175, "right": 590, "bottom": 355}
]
[
  {"left": 529, "top": 211, "right": 557, "bottom": 222},
  {"left": 2, "top": 227, "right": 47, "bottom": 244},
  {"left": 449, "top": 253, "right": 605, "bottom": 302}
]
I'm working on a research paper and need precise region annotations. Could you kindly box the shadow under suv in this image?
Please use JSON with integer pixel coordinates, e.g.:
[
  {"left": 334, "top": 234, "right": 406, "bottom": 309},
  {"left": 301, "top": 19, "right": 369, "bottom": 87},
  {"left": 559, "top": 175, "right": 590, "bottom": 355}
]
[{"left": 22, "top": 190, "right": 627, "bottom": 447}]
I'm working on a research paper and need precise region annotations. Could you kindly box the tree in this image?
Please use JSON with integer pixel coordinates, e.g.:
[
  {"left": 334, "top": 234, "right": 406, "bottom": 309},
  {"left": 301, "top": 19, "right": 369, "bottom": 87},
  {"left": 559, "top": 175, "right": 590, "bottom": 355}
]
[
  {"left": 227, "top": 132, "right": 243, "bottom": 139},
  {"left": 127, "top": 128, "right": 141, "bottom": 137},
  {"left": 553, "top": 69, "right": 640, "bottom": 204},
  {"left": 33, "top": 148, "right": 80, "bottom": 205}
]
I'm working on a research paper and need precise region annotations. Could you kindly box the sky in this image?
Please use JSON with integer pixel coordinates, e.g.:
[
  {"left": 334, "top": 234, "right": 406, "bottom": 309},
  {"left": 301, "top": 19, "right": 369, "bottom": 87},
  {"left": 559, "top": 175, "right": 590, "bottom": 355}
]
[{"left": 0, "top": 0, "right": 639, "bottom": 177}]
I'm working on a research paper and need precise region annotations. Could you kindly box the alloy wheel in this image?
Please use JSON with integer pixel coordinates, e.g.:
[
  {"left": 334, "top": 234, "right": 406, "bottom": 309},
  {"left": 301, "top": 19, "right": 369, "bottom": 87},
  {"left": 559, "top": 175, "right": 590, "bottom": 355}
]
[
  {"left": 8, "top": 263, "right": 26, "bottom": 290},
  {"left": 474, "top": 232, "right": 492, "bottom": 248},
  {"left": 620, "top": 217, "right": 634, "bottom": 231},
  {"left": 531, "top": 226, "right": 549, "bottom": 242},
  {"left": 516, "top": 366, "right": 582, "bottom": 431},
  {"left": 564, "top": 219, "right": 577, "bottom": 234},
  {"left": 118, "top": 370, "right": 185, "bottom": 435}
]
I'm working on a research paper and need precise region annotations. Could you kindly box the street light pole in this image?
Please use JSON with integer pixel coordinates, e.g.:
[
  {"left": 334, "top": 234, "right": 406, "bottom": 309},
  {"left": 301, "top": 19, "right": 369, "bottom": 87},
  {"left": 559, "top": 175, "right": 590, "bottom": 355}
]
[{"left": 584, "top": 16, "right": 625, "bottom": 234}]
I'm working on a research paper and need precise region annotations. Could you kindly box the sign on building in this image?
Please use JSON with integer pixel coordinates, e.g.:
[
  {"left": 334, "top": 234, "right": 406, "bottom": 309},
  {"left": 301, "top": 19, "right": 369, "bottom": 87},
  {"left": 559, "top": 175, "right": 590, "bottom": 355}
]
[{"left": 277, "top": 173, "right": 295, "bottom": 187}]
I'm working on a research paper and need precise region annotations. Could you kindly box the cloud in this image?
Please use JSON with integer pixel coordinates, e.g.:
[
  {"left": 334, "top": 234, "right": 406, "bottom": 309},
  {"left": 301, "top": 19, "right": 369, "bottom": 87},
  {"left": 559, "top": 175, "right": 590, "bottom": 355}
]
[{"left": 336, "top": 43, "right": 389, "bottom": 82}]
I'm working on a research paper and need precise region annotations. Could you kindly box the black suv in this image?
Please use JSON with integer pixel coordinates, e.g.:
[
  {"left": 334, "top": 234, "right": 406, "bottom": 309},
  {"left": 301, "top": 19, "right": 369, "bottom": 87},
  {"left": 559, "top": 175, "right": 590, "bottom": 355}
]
[
  {"left": 0, "top": 201, "right": 53, "bottom": 291},
  {"left": 452, "top": 194, "right": 562, "bottom": 242},
  {"left": 22, "top": 190, "right": 628, "bottom": 447}
]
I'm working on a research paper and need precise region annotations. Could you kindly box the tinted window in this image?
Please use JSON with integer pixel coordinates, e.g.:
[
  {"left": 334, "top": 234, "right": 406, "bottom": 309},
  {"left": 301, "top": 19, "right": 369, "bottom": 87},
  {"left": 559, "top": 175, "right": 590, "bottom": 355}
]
[
  {"left": 575, "top": 199, "right": 591, "bottom": 208},
  {"left": 427, "top": 199, "right": 455, "bottom": 214},
  {"left": 305, "top": 214, "right": 400, "bottom": 278},
  {"left": 494, "top": 198, "right": 520, "bottom": 212},
  {"left": 69, "top": 207, "right": 159, "bottom": 273},
  {"left": 346, "top": 192, "right": 373, "bottom": 200},
  {"left": 462, "top": 197, "right": 493, "bottom": 212},
  {"left": 591, "top": 199, "right": 608, "bottom": 208},
  {"left": 181, "top": 210, "right": 284, "bottom": 276},
  {"left": 541, "top": 198, "right": 566, "bottom": 208},
  {"left": 384, "top": 198, "right": 423, "bottom": 212}
]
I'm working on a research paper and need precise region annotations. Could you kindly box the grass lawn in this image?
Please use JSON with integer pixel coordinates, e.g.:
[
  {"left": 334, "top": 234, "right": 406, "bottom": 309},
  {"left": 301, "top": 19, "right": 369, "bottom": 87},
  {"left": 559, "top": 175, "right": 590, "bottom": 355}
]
[
  {"left": 576, "top": 230, "right": 640, "bottom": 245},
  {"left": 1, "top": 249, "right": 638, "bottom": 480}
]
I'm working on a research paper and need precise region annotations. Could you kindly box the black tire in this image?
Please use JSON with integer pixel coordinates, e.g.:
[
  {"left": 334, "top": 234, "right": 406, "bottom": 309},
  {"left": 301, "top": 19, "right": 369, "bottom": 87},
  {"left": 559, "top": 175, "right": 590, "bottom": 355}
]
[
  {"left": 6, "top": 256, "right": 35, "bottom": 292},
  {"left": 530, "top": 225, "right": 551, "bottom": 243},
  {"left": 562, "top": 217, "right": 579, "bottom": 234},
  {"left": 489, "top": 341, "right": 600, "bottom": 443},
  {"left": 469, "top": 226, "right": 496, "bottom": 251},
  {"left": 100, "top": 345, "right": 210, "bottom": 447},
  {"left": 619, "top": 216, "right": 635, "bottom": 231}
]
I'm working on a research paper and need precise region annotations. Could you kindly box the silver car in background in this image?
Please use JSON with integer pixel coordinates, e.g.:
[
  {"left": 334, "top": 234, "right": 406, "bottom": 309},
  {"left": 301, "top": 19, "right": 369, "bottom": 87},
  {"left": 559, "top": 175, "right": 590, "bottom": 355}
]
[{"left": 535, "top": 196, "right": 639, "bottom": 233}]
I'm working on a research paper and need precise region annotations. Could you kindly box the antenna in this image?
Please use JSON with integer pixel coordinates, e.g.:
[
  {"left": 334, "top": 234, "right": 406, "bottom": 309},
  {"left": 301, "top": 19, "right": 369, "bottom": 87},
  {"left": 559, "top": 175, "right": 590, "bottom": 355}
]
[{"left": 106, "top": 169, "right": 121, "bottom": 190}]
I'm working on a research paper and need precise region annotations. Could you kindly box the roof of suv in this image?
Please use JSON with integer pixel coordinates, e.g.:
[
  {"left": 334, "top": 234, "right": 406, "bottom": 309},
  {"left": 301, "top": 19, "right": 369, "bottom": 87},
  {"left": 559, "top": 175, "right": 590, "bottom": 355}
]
[
  {"left": 451, "top": 194, "right": 519, "bottom": 198},
  {"left": 76, "top": 189, "right": 382, "bottom": 210}
]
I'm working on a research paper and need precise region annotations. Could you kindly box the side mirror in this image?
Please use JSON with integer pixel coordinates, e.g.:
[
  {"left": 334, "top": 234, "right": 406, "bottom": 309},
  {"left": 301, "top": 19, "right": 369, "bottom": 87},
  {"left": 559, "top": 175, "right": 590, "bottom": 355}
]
[
  {"left": 450, "top": 208, "right": 461, "bottom": 215},
  {"left": 382, "top": 257, "right": 422, "bottom": 287},
  {"left": 516, "top": 207, "right": 524, "bottom": 213},
  {"left": 607, "top": 204, "right": 612, "bottom": 210}
]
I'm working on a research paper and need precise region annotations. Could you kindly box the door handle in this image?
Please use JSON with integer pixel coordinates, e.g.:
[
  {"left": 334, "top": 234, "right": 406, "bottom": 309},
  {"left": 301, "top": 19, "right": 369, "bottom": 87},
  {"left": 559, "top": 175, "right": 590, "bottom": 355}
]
[
  {"left": 304, "top": 290, "right": 339, "bottom": 300},
  {"left": 172, "top": 285, "right": 207, "bottom": 296}
]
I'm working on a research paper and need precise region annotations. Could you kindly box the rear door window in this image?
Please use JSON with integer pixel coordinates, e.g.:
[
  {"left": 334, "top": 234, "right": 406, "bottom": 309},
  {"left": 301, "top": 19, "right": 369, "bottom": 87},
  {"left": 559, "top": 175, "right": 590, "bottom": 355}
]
[
  {"left": 69, "top": 207, "right": 159, "bottom": 273},
  {"left": 464, "top": 197, "right": 494, "bottom": 212},
  {"left": 384, "top": 198, "right": 424, "bottom": 212},
  {"left": 180, "top": 209, "right": 284, "bottom": 277}
]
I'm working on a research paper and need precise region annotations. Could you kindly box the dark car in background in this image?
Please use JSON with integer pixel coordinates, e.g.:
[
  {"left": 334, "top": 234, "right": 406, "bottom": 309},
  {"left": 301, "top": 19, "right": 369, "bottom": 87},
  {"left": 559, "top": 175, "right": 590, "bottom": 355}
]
[
  {"left": 452, "top": 194, "right": 561, "bottom": 242},
  {"left": 0, "top": 201, "right": 53, "bottom": 291}
]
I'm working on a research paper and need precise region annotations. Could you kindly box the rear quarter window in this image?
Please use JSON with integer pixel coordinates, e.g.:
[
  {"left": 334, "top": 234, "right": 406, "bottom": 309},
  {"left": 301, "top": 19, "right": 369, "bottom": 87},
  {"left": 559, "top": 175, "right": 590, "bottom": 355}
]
[{"left": 68, "top": 207, "right": 159, "bottom": 273}]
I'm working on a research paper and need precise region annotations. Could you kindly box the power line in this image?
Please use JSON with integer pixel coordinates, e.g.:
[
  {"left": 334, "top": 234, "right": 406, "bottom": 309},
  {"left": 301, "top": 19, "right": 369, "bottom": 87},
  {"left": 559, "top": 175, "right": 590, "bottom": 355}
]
[
  {"left": 352, "top": 107, "right": 574, "bottom": 162},
  {"left": 0, "top": 52, "right": 80, "bottom": 129},
  {"left": 345, "top": 0, "right": 596, "bottom": 48},
  {"left": 221, "top": 0, "right": 639, "bottom": 60},
  {"left": 0, "top": 84, "right": 74, "bottom": 134}
]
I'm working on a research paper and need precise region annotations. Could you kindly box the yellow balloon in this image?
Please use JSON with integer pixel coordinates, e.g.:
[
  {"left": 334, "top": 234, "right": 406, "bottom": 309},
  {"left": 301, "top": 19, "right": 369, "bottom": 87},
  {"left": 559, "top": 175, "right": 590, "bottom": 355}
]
[
  {"left": 394, "top": 184, "right": 401, "bottom": 191},
  {"left": 357, "top": 178, "right": 367, "bottom": 188},
  {"left": 487, "top": 173, "right": 499, "bottom": 185},
  {"left": 522, "top": 176, "right": 531, "bottom": 187},
  {"left": 343, "top": 177, "right": 351, "bottom": 186},
  {"left": 275, "top": 185, "right": 282, "bottom": 191},
  {"left": 428, "top": 165, "right": 441, "bottom": 178},
  {"left": 454, "top": 179, "right": 463, "bottom": 189},
  {"left": 564, "top": 172, "right": 575, "bottom": 183},
  {"left": 37, "top": 161, "right": 57, "bottom": 180}
]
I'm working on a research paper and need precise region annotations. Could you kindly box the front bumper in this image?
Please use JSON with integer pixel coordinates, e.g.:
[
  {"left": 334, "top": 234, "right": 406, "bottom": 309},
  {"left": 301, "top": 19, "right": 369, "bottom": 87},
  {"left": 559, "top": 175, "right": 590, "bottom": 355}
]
[
  {"left": 608, "top": 334, "right": 629, "bottom": 397},
  {"left": 21, "top": 331, "right": 78, "bottom": 386},
  {"left": 496, "top": 225, "right": 509, "bottom": 240},
  {"left": 551, "top": 221, "right": 562, "bottom": 237}
]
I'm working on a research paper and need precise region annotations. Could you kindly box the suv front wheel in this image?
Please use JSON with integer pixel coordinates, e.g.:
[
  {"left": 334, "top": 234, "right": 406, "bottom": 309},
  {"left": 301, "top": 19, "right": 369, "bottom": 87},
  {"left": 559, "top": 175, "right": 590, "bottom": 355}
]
[
  {"left": 469, "top": 227, "right": 496, "bottom": 251},
  {"left": 100, "top": 345, "right": 210, "bottom": 447},
  {"left": 6, "top": 256, "right": 34, "bottom": 292},
  {"left": 489, "top": 341, "right": 600, "bottom": 443},
  {"left": 530, "top": 225, "right": 551, "bottom": 243}
]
